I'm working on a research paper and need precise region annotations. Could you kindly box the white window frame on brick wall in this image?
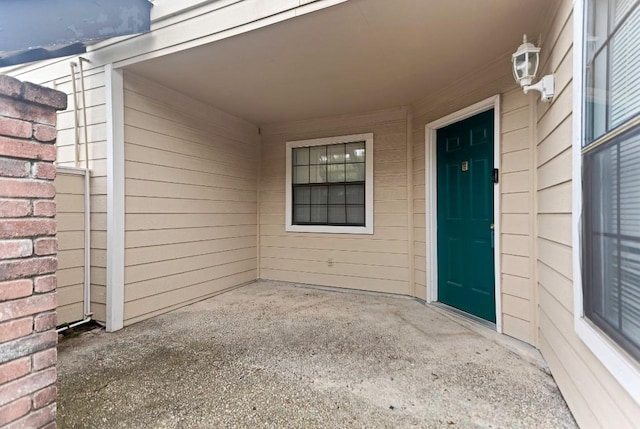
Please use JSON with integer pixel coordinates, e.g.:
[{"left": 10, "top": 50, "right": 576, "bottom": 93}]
[
  {"left": 285, "top": 133, "right": 374, "bottom": 235},
  {"left": 572, "top": 0, "right": 640, "bottom": 403}
]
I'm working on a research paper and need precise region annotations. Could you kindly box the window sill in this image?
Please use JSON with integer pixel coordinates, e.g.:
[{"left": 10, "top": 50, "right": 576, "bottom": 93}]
[
  {"left": 575, "top": 317, "right": 640, "bottom": 403},
  {"left": 285, "top": 224, "right": 373, "bottom": 235}
]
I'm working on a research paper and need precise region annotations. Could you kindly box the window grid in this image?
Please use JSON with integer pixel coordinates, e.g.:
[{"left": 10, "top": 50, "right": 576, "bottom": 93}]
[{"left": 292, "top": 142, "right": 366, "bottom": 227}]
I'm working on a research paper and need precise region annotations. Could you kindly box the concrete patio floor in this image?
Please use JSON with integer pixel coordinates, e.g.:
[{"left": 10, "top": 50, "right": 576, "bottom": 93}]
[{"left": 57, "top": 281, "right": 577, "bottom": 428}]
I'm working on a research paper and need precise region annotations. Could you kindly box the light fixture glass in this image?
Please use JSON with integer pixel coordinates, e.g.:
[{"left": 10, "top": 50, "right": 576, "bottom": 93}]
[
  {"left": 512, "top": 34, "right": 540, "bottom": 87},
  {"left": 512, "top": 34, "right": 555, "bottom": 103}
]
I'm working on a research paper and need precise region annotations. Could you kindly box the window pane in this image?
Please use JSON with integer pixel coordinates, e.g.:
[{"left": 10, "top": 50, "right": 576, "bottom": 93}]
[
  {"left": 587, "top": 0, "right": 609, "bottom": 60},
  {"left": 311, "top": 205, "right": 328, "bottom": 223},
  {"left": 346, "top": 142, "right": 365, "bottom": 162},
  {"left": 621, "top": 238, "right": 640, "bottom": 343},
  {"left": 586, "top": 48, "right": 608, "bottom": 142},
  {"left": 590, "top": 144, "right": 617, "bottom": 235},
  {"left": 294, "top": 205, "right": 310, "bottom": 223},
  {"left": 346, "top": 163, "right": 365, "bottom": 182},
  {"left": 328, "top": 144, "right": 345, "bottom": 164},
  {"left": 346, "top": 205, "right": 365, "bottom": 225},
  {"left": 293, "top": 147, "right": 309, "bottom": 166},
  {"left": 609, "top": 5, "right": 640, "bottom": 129},
  {"left": 590, "top": 234, "right": 621, "bottom": 329},
  {"left": 311, "top": 186, "right": 328, "bottom": 204},
  {"left": 620, "top": 134, "right": 640, "bottom": 237},
  {"left": 613, "top": 0, "right": 636, "bottom": 25},
  {"left": 310, "top": 165, "right": 327, "bottom": 183},
  {"left": 294, "top": 187, "right": 310, "bottom": 205},
  {"left": 584, "top": 127, "right": 640, "bottom": 358},
  {"left": 293, "top": 166, "right": 309, "bottom": 184},
  {"left": 310, "top": 146, "right": 327, "bottom": 165},
  {"left": 328, "top": 164, "right": 345, "bottom": 182},
  {"left": 328, "top": 205, "right": 346, "bottom": 224},
  {"left": 328, "top": 186, "right": 345, "bottom": 205},
  {"left": 346, "top": 185, "right": 365, "bottom": 204}
]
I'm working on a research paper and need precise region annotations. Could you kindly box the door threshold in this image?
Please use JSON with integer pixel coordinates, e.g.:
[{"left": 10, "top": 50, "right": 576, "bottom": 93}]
[{"left": 430, "top": 302, "right": 496, "bottom": 331}]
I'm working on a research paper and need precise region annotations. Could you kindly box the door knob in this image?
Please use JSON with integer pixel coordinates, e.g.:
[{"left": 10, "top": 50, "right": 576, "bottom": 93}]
[{"left": 490, "top": 224, "right": 494, "bottom": 230}]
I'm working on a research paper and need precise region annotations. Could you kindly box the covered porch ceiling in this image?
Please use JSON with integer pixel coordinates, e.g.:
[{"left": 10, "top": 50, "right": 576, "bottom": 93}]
[{"left": 126, "top": 0, "right": 554, "bottom": 126}]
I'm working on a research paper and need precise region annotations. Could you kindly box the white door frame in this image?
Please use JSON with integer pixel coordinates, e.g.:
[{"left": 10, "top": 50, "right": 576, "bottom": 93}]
[{"left": 424, "top": 95, "right": 502, "bottom": 333}]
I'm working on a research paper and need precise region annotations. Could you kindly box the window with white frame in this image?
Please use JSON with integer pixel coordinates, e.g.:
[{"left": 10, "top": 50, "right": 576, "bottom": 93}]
[
  {"left": 285, "top": 133, "right": 374, "bottom": 234},
  {"left": 582, "top": 0, "right": 640, "bottom": 361}
]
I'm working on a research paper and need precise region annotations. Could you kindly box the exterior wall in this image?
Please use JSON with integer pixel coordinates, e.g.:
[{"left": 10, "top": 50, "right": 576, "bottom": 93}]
[
  {"left": 54, "top": 169, "right": 86, "bottom": 325},
  {"left": 500, "top": 89, "right": 537, "bottom": 344},
  {"left": 7, "top": 65, "right": 108, "bottom": 324},
  {"left": 411, "top": 59, "right": 537, "bottom": 344},
  {"left": 0, "top": 75, "right": 66, "bottom": 428},
  {"left": 259, "top": 108, "right": 411, "bottom": 295},
  {"left": 122, "top": 71, "right": 259, "bottom": 326},
  {"left": 535, "top": 0, "right": 640, "bottom": 426},
  {"left": 1, "top": 0, "right": 345, "bottom": 329}
]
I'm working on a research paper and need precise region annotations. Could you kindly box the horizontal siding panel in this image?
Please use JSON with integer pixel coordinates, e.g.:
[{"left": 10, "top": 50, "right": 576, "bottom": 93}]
[
  {"left": 501, "top": 192, "right": 530, "bottom": 214},
  {"left": 538, "top": 182, "right": 572, "bottom": 214},
  {"left": 502, "top": 234, "right": 530, "bottom": 257},
  {"left": 260, "top": 235, "right": 407, "bottom": 254},
  {"left": 503, "top": 294, "right": 531, "bottom": 322},
  {"left": 126, "top": 213, "right": 256, "bottom": 230},
  {"left": 502, "top": 213, "right": 529, "bottom": 235},
  {"left": 261, "top": 257, "right": 408, "bottom": 282},
  {"left": 57, "top": 303, "right": 84, "bottom": 327},
  {"left": 501, "top": 171, "right": 529, "bottom": 193},
  {"left": 126, "top": 196, "right": 256, "bottom": 214},
  {"left": 502, "top": 314, "right": 530, "bottom": 343},
  {"left": 125, "top": 161, "right": 256, "bottom": 191},
  {"left": 502, "top": 127, "right": 530, "bottom": 154},
  {"left": 126, "top": 247, "right": 256, "bottom": 284},
  {"left": 261, "top": 246, "right": 408, "bottom": 268},
  {"left": 537, "top": 148, "right": 572, "bottom": 190},
  {"left": 502, "top": 274, "right": 531, "bottom": 300},
  {"left": 502, "top": 254, "right": 530, "bottom": 278},
  {"left": 124, "top": 270, "right": 257, "bottom": 323},
  {"left": 125, "top": 258, "right": 256, "bottom": 302},
  {"left": 537, "top": 238, "right": 572, "bottom": 280},
  {"left": 502, "top": 149, "right": 530, "bottom": 173},
  {"left": 538, "top": 213, "right": 571, "bottom": 246},
  {"left": 126, "top": 178, "right": 256, "bottom": 202},
  {"left": 261, "top": 268, "right": 409, "bottom": 295},
  {"left": 126, "top": 230, "right": 256, "bottom": 265},
  {"left": 123, "top": 72, "right": 258, "bottom": 324}
]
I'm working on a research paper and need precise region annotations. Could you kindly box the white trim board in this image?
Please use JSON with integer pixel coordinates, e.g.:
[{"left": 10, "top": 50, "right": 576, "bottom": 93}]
[
  {"left": 571, "top": 0, "right": 640, "bottom": 403},
  {"left": 105, "top": 64, "right": 125, "bottom": 332},
  {"left": 424, "top": 95, "right": 502, "bottom": 333}
]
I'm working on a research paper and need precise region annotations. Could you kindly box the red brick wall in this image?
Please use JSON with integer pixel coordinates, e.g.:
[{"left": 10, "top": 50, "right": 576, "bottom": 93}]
[{"left": 0, "top": 75, "right": 67, "bottom": 428}]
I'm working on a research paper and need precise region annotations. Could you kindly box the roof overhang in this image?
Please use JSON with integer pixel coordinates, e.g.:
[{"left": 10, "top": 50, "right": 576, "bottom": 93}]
[
  {"left": 126, "top": 0, "right": 553, "bottom": 125},
  {"left": 0, "top": 0, "right": 152, "bottom": 67}
]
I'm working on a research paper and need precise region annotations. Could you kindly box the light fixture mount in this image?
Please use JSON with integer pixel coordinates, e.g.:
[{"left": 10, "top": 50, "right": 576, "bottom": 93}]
[{"left": 512, "top": 34, "right": 555, "bottom": 103}]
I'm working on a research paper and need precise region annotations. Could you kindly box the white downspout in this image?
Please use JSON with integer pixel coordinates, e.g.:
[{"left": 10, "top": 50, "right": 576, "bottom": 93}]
[
  {"left": 79, "top": 57, "right": 92, "bottom": 321},
  {"left": 58, "top": 59, "right": 92, "bottom": 332}
]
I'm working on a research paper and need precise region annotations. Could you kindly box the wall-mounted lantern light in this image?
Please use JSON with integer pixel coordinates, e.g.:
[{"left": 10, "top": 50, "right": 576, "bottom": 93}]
[{"left": 512, "top": 35, "right": 555, "bottom": 103}]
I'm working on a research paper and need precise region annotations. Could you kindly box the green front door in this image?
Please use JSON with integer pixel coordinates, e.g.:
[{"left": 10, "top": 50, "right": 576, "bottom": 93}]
[{"left": 437, "top": 109, "right": 495, "bottom": 322}]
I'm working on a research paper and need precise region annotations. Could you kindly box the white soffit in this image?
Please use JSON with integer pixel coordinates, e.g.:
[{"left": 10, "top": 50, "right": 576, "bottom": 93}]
[{"left": 126, "top": 0, "right": 552, "bottom": 125}]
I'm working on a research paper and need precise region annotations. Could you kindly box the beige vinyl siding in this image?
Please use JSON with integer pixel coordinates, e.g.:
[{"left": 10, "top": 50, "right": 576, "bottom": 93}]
[
  {"left": 535, "top": 0, "right": 640, "bottom": 427},
  {"left": 9, "top": 64, "right": 108, "bottom": 323},
  {"left": 259, "top": 107, "right": 411, "bottom": 295},
  {"left": 55, "top": 170, "right": 86, "bottom": 325},
  {"left": 500, "top": 88, "right": 535, "bottom": 344},
  {"left": 122, "top": 71, "right": 259, "bottom": 326}
]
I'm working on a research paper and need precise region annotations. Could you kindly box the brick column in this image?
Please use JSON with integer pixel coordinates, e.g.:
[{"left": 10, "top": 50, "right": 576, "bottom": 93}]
[{"left": 0, "top": 75, "right": 67, "bottom": 428}]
